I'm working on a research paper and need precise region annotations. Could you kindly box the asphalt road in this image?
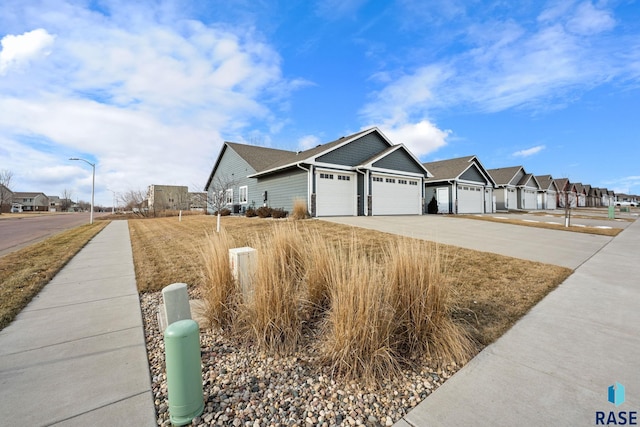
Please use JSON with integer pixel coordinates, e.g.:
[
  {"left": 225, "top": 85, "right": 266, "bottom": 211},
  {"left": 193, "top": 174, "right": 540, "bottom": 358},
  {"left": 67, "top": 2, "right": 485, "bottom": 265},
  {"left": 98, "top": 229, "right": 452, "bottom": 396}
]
[{"left": 0, "top": 213, "right": 107, "bottom": 257}]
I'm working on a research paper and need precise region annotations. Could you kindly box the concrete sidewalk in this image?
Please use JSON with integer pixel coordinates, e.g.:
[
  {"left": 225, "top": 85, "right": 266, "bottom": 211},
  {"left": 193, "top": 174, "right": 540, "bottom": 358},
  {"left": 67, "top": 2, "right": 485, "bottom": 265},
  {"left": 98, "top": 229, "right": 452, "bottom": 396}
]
[
  {"left": 0, "top": 221, "right": 156, "bottom": 426},
  {"left": 396, "top": 218, "right": 640, "bottom": 426}
]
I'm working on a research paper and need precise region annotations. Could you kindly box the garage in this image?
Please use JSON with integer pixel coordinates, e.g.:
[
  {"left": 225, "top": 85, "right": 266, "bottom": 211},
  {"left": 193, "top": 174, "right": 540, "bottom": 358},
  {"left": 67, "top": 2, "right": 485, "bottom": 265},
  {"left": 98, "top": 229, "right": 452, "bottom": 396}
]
[
  {"left": 522, "top": 189, "right": 537, "bottom": 210},
  {"left": 315, "top": 170, "right": 356, "bottom": 216},
  {"left": 457, "top": 184, "right": 484, "bottom": 214},
  {"left": 371, "top": 174, "right": 422, "bottom": 215}
]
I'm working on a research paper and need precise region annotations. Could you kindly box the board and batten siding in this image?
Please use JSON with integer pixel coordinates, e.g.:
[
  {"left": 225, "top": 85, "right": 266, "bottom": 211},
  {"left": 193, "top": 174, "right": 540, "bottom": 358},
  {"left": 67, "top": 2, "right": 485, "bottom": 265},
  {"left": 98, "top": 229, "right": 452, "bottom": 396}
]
[
  {"left": 206, "top": 145, "right": 258, "bottom": 213},
  {"left": 459, "top": 165, "right": 486, "bottom": 183},
  {"left": 256, "top": 168, "right": 308, "bottom": 213},
  {"left": 372, "top": 149, "right": 425, "bottom": 174},
  {"left": 316, "top": 133, "right": 389, "bottom": 166}
]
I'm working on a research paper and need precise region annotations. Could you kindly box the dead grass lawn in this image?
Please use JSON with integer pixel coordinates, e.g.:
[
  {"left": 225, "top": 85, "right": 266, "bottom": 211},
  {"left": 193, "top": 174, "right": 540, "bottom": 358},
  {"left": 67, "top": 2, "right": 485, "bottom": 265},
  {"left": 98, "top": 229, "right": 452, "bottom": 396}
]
[
  {"left": 0, "top": 221, "right": 109, "bottom": 330},
  {"left": 129, "top": 215, "right": 572, "bottom": 347}
]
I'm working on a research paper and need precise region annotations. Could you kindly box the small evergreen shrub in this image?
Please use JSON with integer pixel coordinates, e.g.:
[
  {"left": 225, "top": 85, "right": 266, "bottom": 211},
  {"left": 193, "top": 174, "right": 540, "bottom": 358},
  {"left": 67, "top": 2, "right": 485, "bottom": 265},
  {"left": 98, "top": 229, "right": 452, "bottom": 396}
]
[
  {"left": 256, "top": 206, "right": 272, "bottom": 218},
  {"left": 271, "top": 208, "right": 288, "bottom": 219},
  {"left": 427, "top": 196, "right": 439, "bottom": 214}
]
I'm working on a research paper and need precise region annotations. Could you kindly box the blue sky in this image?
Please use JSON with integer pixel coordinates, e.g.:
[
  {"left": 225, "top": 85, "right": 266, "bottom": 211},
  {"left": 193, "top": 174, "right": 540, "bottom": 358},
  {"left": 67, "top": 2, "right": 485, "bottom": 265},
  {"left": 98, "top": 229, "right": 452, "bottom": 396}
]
[{"left": 1, "top": 0, "right": 639, "bottom": 206}]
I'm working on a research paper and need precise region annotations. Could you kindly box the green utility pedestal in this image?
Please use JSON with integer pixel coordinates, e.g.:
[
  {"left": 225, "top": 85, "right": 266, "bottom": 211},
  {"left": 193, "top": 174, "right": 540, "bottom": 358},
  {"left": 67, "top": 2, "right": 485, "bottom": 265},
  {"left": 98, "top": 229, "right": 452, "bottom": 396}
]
[
  {"left": 164, "top": 319, "right": 204, "bottom": 426},
  {"left": 608, "top": 205, "right": 615, "bottom": 219}
]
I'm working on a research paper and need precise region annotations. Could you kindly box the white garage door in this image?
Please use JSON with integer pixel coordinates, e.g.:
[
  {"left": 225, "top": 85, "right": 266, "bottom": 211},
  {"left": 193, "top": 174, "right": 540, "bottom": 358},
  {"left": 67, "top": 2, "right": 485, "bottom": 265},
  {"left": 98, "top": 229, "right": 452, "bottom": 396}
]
[
  {"left": 457, "top": 185, "right": 484, "bottom": 214},
  {"left": 507, "top": 189, "right": 518, "bottom": 210},
  {"left": 371, "top": 174, "right": 421, "bottom": 215},
  {"left": 547, "top": 191, "right": 557, "bottom": 210},
  {"left": 315, "top": 171, "right": 356, "bottom": 216},
  {"left": 524, "top": 190, "right": 537, "bottom": 210}
]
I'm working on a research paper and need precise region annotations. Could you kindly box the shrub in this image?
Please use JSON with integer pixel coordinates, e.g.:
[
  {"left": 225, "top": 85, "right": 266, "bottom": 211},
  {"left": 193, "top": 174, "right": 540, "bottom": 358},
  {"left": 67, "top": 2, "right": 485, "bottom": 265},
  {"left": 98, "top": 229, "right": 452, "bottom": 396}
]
[
  {"left": 271, "top": 208, "right": 288, "bottom": 219},
  {"left": 245, "top": 207, "right": 257, "bottom": 217},
  {"left": 427, "top": 196, "right": 439, "bottom": 214},
  {"left": 220, "top": 208, "right": 231, "bottom": 216},
  {"left": 256, "top": 206, "right": 272, "bottom": 218},
  {"left": 292, "top": 199, "right": 310, "bottom": 220}
]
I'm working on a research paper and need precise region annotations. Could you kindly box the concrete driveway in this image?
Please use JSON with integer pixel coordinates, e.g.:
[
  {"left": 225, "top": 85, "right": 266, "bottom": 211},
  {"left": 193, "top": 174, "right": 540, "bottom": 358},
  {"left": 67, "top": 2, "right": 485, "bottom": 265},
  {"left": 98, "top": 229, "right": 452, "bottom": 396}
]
[{"left": 322, "top": 215, "right": 613, "bottom": 269}]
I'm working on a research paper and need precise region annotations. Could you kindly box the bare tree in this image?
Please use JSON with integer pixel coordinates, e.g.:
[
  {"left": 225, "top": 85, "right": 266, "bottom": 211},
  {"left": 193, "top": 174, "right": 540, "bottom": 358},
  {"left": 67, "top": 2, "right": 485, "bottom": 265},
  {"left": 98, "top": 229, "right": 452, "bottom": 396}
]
[
  {"left": 120, "top": 189, "right": 148, "bottom": 215},
  {"left": 208, "top": 175, "right": 238, "bottom": 232},
  {"left": 61, "top": 189, "right": 74, "bottom": 212},
  {"left": 0, "top": 169, "right": 14, "bottom": 214}
]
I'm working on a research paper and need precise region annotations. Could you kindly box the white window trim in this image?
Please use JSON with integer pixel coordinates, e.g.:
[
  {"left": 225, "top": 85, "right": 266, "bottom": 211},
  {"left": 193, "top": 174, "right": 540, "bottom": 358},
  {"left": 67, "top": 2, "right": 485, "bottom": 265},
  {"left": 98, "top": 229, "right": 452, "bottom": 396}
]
[
  {"left": 225, "top": 189, "right": 233, "bottom": 205},
  {"left": 239, "top": 186, "right": 248, "bottom": 204}
]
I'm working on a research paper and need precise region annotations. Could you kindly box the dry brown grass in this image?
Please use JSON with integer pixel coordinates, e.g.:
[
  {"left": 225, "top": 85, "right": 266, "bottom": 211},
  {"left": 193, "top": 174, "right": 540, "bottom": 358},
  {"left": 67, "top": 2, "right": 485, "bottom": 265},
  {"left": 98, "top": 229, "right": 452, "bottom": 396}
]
[
  {"left": 128, "top": 215, "right": 572, "bottom": 351},
  {"left": 0, "top": 221, "right": 109, "bottom": 330},
  {"left": 458, "top": 214, "right": 622, "bottom": 236},
  {"left": 291, "top": 198, "right": 310, "bottom": 220}
]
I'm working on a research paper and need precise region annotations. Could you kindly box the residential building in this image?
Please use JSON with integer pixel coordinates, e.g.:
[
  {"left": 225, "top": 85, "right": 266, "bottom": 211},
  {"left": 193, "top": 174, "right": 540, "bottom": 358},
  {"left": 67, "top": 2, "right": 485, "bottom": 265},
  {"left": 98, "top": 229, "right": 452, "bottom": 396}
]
[
  {"left": 12, "top": 192, "right": 49, "bottom": 212},
  {"left": 147, "top": 185, "right": 190, "bottom": 211}
]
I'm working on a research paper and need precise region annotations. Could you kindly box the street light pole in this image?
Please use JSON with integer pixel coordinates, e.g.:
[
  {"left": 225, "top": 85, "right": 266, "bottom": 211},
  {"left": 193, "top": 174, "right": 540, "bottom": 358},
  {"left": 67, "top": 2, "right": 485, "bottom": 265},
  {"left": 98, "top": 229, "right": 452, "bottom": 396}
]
[
  {"left": 107, "top": 188, "right": 117, "bottom": 214},
  {"left": 70, "top": 157, "right": 95, "bottom": 225}
]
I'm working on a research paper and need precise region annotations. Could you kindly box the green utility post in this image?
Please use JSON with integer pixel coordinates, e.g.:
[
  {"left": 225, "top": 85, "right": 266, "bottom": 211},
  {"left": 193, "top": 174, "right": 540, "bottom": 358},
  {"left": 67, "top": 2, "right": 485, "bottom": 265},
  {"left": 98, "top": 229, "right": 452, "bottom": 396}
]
[
  {"left": 164, "top": 319, "right": 204, "bottom": 426},
  {"left": 608, "top": 205, "right": 615, "bottom": 219}
]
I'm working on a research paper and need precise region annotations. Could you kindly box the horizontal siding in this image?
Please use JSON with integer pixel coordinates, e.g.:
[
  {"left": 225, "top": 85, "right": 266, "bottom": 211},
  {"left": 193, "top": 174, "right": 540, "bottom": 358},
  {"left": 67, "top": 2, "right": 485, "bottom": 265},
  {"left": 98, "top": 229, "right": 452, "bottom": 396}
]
[
  {"left": 316, "top": 133, "right": 389, "bottom": 166},
  {"left": 206, "top": 145, "right": 258, "bottom": 213},
  {"left": 256, "top": 168, "right": 308, "bottom": 213}
]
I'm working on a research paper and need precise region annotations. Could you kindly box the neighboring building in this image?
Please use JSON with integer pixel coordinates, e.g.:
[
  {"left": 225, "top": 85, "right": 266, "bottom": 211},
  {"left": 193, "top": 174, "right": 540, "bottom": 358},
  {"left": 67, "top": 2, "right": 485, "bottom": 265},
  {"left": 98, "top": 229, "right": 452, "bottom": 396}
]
[
  {"left": 147, "top": 185, "right": 190, "bottom": 211},
  {"left": 535, "top": 175, "right": 559, "bottom": 210},
  {"left": 0, "top": 184, "right": 13, "bottom": 213},
  {"left": 423, "top": 155, "right": 496, "bottom": 214},
  {"left": 48, "top": 196, "right": 61, "bottom": 212},
  {"left": 487, "top": 166, "right": 525, "bottom": 211},
  {"left": 554, "top": 179, "right": 577, "bottom": 208},
  {"left": 12, "top": 192, "right": 49, "bottom": 212},
  {"left": 204, "top": 127, "right": 432, "bottom": 217},
  {"left": 189, "top": 192, "right": 207, "bottom": 211},
  {"left": 573, "top": 183, "right": 587, "bottom": 207},
  {"left": 516, "top": 173, "right": 541, "bottom": 210}
]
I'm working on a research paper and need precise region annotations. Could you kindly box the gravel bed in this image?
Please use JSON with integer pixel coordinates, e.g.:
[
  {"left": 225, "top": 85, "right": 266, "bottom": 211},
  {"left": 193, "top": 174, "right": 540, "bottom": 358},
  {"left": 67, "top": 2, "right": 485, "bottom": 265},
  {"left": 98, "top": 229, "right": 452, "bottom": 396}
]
[{"left": 141, "top": 291, "right": 459, "bottom": 427}]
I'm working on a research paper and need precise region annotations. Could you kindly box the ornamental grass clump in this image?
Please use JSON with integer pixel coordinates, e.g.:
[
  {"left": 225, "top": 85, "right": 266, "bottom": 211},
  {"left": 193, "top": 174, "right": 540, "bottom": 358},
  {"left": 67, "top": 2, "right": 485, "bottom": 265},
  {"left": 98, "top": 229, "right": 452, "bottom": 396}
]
[
  {"left": 237, "top": 224, "right": 308, "bottom": 353},
  {"left": 199, "top": 229, "right": 238, "bottom": 331},
  {"left": 386, "top": 238, "right": 473, "bottom": 366},
  {"left": 320, "top": 246, "right": 400, "bottom": 383},
  {"left": 291, "top": 198, "right": 310, "bottom": 220}
]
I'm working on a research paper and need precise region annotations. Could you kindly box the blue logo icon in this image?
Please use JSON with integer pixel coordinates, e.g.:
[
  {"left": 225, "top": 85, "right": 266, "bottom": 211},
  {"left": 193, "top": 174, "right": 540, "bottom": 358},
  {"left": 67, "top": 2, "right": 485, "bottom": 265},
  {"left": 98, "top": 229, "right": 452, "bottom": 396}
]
[{"left": 608, "top": 382, "right": 625, "bottom": 407}]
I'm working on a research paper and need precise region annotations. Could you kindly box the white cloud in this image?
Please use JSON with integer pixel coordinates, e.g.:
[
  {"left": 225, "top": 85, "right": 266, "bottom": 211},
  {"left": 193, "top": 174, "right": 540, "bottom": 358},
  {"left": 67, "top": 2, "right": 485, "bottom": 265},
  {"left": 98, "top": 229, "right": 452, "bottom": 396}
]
[
  {"left": 513, "top": 145, "right": 546, "bottom": 157},
  {"left": 377, "top": 120, "right": 451, "bottom": 158},
  {"left": 0, "top": 2, "right": 299, "bottom": 205},
  {"left": 298, "top": 135, "right": 321, "bottom": 151},
  {"left": 0, "top": 28, "right": 55, "bottom": 75},
  {"left": 566, "top": 2, "right": 615, "bottom": 36}
]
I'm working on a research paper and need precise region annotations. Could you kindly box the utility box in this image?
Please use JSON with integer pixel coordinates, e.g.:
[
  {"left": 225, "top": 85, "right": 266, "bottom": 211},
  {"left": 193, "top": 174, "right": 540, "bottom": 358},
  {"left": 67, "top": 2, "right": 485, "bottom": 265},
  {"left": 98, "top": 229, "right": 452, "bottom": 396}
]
[
  {"left": 229, "top": 247, "right": 257, "bottom": 302},
  {"left": 608, "top": 205, "right": 615, "bottom": 219},
  {"left": 162, "top": 283, "right": 192, "bottom": 328},
  {"left": 164, "top": 319, "right": 204, "bottom": 426}
]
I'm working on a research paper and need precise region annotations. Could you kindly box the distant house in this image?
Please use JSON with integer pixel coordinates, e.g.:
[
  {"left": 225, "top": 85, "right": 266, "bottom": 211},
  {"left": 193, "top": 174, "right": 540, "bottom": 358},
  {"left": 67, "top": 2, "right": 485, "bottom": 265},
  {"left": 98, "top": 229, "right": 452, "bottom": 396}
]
[
  {"left": 423, "top": 155, "right": 496, "bottom": 214},
  {"left": 12, "top": 192, "right": 49, "bottom": 212},
  {"left": 554, "top": 179, "right": 577, "bottom": 208},
  {"left": 48, "top": 196, "right": 61, "bottom": 212},
  {"left": 188, "top": 192, "right": 207, "bottom": 211},
  {"left": 204, "top": 127, "right": 432, "bottom": 217},
  {"left": 487, "top": 166, "right": 526, "bottom": 211},
  {"left": 0, "top": 184, "right": 13, "bottom": 213},
  {"left": 535, "top": 175, "right": 559, "bottom": 210},
  {"left": 516, "top": 173, "right": 541, "bottom": 210},
  {"left": 573, "top": 183, "right": 587, "bottom": 207},
  {"left": 147, "top": 185, "right": 190, "bottom": 212}
]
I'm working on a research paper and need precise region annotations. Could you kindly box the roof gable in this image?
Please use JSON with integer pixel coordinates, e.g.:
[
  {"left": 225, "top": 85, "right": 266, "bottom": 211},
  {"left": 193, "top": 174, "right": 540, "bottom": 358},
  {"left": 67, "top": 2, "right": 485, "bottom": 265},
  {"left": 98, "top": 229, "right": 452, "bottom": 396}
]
[
  {"left": 363, "top": 144, "right": 431, "bottom": 176},
  {"left": 535, "top": 175, "right": 559, "bottom": 192},
  {"left": 423, "top": 155, "right": 496, "bottom": 185},
  {"left": 487, "top": 166, "right": 524, "bottom": 186}
]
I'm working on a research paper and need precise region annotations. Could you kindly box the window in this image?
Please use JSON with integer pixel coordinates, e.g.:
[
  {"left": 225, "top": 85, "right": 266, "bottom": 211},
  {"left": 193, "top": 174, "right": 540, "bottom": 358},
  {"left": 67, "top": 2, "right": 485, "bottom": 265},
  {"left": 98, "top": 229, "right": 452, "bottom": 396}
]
[
  {"left": 239, "top": 186, "right": 248, "bottom": 204},
  {"left": 385, "top": 178, "right": 396, "bottom": 183},
  {"left": 338, "top": 175, "right": 350, "bottom": 181},
  {"left": 225, "top": 189, "right": 233, "bottom": 204},
  {"left": 409, "top": 181, "right": 418, "bottom": 186},
  {"left": 373, "top": 176, "right": 383, "bottom": 182},
  {"left": 398, "top": 179, "right": 407, "bottom": 185},
  {"left": 320, "top": 173, "right": 334, "bottom": 179}
]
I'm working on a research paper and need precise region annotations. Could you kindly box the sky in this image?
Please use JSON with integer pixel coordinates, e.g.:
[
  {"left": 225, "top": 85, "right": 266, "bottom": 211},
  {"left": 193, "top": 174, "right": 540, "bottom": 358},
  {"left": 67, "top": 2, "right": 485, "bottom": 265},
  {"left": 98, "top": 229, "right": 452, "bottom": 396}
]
[{"left": 1, "top": 0, "right": 639, "bottom": 207}]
